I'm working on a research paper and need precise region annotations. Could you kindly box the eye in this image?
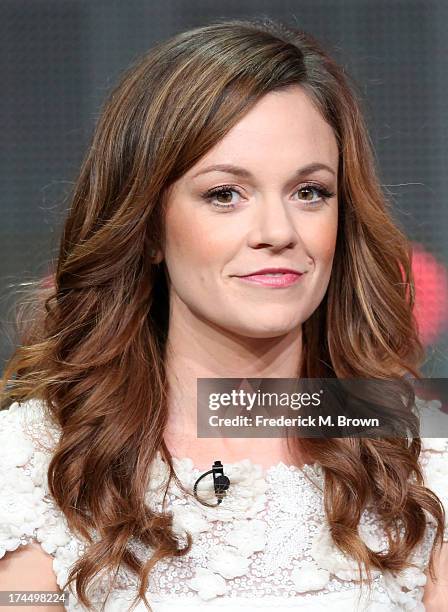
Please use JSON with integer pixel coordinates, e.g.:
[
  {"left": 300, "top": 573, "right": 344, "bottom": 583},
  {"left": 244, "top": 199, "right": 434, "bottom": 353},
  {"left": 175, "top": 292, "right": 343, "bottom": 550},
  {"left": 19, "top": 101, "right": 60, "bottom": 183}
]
[
  {"left": 293, "top": 184, "right": 336, "bottom": 207},
  {"left": 201, "top": 183, "right": 336, "bottom": 211},
  {"left": 201, "top": 185, "right": 242, "bottom": 210}
]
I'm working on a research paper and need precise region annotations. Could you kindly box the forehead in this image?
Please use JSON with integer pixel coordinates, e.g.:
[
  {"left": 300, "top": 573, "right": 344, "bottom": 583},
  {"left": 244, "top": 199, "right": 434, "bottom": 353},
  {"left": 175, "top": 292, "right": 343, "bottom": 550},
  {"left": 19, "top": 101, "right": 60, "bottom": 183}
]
[{"left": 188, "top": 86, "right": 339, "bottom": 176}]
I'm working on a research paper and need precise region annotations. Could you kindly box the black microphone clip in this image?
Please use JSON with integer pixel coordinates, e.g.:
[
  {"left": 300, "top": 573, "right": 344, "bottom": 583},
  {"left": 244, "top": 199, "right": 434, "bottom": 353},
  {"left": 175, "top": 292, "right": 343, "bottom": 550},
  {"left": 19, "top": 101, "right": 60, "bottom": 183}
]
[{"left": 193, "top": 460, "right": 230, "bottom": 506}]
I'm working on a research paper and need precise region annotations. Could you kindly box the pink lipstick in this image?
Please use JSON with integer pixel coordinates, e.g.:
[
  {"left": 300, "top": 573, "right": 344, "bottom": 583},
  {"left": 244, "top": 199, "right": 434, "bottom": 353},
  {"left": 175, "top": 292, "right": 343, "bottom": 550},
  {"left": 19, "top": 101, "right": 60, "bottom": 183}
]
[{"left": 235, "top": 272, "right": 303, "bottom": 287}]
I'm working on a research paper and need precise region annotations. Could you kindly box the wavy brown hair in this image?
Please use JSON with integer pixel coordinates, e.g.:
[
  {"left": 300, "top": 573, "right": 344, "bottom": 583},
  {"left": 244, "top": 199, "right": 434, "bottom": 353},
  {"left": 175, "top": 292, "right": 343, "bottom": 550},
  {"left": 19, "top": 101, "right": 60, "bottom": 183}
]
[{"left": 1, "top": 16, "right": 445, "bottom": 611}]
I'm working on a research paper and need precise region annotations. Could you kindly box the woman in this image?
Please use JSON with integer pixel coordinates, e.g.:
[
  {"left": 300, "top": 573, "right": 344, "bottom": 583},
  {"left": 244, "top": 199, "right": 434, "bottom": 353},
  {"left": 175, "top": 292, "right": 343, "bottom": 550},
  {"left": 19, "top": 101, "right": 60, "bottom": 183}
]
[{"left": 0, "top": 16, "right": 447, "bottom": 612}]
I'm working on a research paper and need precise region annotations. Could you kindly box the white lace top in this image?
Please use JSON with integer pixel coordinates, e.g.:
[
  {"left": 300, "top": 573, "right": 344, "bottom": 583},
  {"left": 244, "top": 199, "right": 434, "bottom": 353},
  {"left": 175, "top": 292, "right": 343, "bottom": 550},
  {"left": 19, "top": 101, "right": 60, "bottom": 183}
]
[{"left": 1, "top": 397, "right": 447, "bottom": 611}]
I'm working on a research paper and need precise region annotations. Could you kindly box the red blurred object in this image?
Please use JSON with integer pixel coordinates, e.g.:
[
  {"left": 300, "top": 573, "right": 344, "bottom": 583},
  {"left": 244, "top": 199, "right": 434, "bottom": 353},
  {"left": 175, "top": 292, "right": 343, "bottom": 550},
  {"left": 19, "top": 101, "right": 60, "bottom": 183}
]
[{"left": 411, "top": 243, "right": 448, "bottom": 346}]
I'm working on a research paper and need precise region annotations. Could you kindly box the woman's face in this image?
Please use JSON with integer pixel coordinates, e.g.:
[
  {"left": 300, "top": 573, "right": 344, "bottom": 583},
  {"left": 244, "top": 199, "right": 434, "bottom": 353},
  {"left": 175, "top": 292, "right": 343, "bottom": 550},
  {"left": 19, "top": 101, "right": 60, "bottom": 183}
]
[{"left": 162, "top": 85, "right": 339, "bottom": 338}]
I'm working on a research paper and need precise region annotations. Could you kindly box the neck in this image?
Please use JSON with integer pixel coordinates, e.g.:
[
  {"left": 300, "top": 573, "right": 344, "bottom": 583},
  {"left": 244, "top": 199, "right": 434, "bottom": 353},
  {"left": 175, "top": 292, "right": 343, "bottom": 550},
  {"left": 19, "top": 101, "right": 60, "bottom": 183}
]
[{"left": 163, "top": 294, "right": 304, "bottom": 468}]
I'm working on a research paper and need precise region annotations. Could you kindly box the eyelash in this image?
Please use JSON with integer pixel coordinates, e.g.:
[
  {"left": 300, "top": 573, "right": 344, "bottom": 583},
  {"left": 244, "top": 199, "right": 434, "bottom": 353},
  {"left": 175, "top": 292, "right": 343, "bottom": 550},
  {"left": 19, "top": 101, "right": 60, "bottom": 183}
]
[{"left": 201, "top": 183, "right": 336, "bottom": 210}]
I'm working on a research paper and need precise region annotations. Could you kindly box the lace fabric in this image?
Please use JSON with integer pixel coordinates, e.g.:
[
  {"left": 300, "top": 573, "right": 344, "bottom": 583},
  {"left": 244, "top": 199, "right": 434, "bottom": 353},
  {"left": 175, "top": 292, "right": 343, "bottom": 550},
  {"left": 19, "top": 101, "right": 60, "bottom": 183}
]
[{"left": 0, "top": 397, "right": 447, "bottom": 611}]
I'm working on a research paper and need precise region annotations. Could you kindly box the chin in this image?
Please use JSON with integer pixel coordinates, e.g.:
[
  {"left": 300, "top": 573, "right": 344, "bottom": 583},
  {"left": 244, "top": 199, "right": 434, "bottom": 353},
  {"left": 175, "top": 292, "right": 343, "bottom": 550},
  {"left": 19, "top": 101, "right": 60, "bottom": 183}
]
[{"left": 226, "top": 320, "right": 301, "bottom": 339}]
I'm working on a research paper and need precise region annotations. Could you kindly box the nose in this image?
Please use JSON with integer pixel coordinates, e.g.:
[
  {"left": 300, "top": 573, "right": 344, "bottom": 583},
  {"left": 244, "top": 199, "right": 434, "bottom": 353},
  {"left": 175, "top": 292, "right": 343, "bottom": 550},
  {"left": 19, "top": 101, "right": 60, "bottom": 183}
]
[{"left": 246, "top": 194, "right": 298, "bottom": 251}]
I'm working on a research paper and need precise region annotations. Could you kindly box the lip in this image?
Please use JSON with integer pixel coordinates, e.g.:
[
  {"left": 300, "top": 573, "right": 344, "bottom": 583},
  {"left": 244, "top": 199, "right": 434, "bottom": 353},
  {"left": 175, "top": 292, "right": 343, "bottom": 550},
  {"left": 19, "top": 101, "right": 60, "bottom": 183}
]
[
  {"left": 238, "top": 268, "right": 302, "bottom": 276},
  {"left": 234, "top": 271, "right": 304, "bottom": 288}
]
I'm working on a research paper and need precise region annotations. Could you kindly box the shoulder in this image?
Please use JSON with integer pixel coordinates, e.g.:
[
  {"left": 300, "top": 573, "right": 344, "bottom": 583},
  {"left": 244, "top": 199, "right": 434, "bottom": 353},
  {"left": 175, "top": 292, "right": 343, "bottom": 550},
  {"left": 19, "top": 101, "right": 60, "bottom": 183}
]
[
  {"left": 0, "top": 395, "right": 60, "bottom": 449},
  {"left": 399, "top": 396, "right": 448, "bottom": 602},
  {"left": 0, "top": 397, "right": 60, "bottom": 501},
  {"left": 0, "top": 398, "right": 84, "bottom": 590},
  {"left": 414, "top": 398, "right": 448, "bottom": 608},
  {"left": 355, "top": 396, "right": 448, "bottom": 609},
  {"left": 418, "top": 397, "right": 448, "bottom": 543}
]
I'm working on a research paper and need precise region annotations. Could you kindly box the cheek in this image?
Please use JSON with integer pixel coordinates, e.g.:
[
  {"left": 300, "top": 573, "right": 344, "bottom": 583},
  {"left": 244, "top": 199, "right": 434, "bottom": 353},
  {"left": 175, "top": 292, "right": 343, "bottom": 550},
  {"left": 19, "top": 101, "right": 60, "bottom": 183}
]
[
  {"left": 301, "top": 212, "right": 338, "bottom": 264},
  {"left": 165, "top": 208, "right": 225, "bottom": 269}
]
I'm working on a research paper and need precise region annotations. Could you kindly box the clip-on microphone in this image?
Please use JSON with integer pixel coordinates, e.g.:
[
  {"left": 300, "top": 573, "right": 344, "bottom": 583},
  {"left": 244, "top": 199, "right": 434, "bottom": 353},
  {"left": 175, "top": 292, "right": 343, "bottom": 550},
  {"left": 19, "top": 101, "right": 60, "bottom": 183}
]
[{"left": 193, "top": 460, "right": 230, "bottom": 507}]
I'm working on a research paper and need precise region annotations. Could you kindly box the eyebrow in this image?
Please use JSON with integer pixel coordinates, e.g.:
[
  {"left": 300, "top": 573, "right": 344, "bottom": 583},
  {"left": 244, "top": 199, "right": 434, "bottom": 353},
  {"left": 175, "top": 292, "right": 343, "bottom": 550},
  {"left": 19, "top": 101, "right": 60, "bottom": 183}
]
[{"left": 192, "top": 162, "right": 336, "bottom": 180}]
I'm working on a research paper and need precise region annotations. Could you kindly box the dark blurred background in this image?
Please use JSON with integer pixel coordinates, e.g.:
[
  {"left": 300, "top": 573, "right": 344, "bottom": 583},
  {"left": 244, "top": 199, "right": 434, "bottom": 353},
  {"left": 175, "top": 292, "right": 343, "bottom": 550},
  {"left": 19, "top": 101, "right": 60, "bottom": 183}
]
[{"left": 1, "top": 0, "right": 447, "bottom": 376}]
